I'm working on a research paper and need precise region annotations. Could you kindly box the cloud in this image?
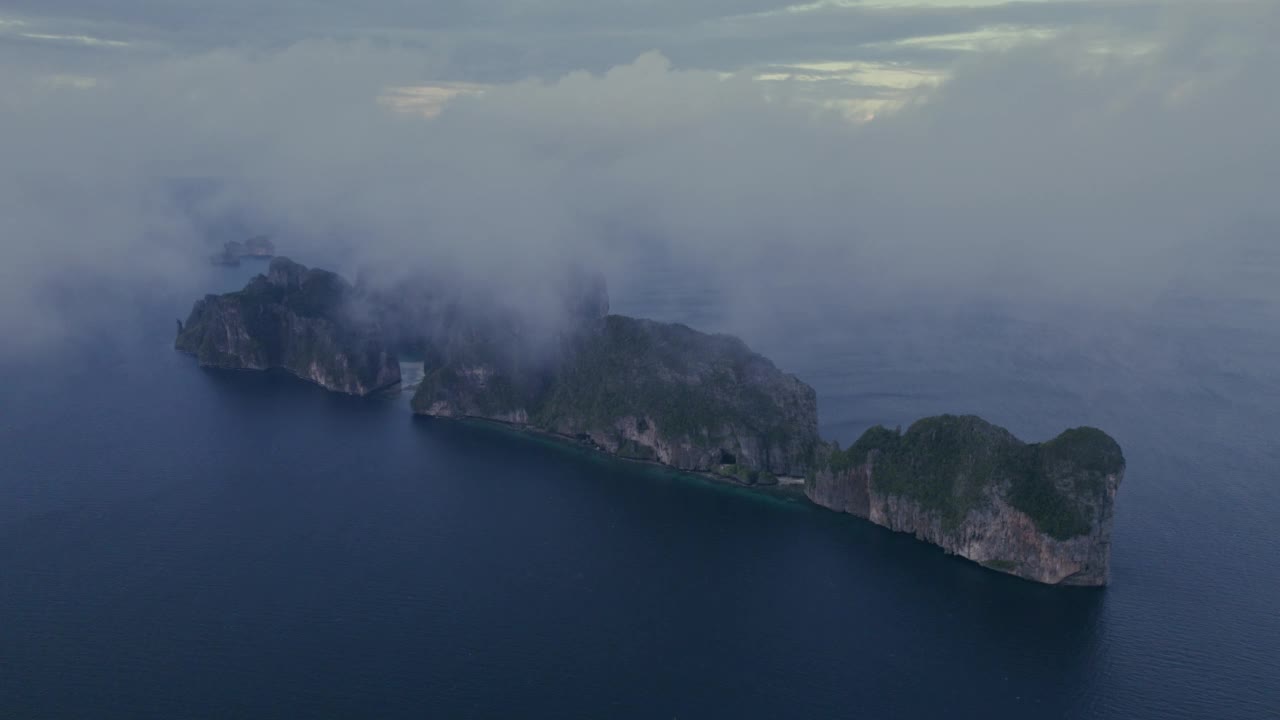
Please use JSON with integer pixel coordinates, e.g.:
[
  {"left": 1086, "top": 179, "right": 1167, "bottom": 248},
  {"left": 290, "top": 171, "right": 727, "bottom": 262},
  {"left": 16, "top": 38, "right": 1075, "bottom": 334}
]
[
  {"left": 15, "top": 31, "right": 131, "bottom": 48},
  {"left": 2, "top": 2, "right": 1163, "bottom": 81},
  {"left": 0, "top": 3, "right": 1276, "bottom": 355}
]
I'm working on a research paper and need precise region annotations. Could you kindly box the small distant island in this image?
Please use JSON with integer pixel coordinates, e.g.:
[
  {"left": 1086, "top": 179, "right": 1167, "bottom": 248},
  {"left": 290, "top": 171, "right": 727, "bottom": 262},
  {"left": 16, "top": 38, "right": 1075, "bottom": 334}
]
[
  {"left": 209, "top": 235, "right": 276, "bottom": 266},
  {"left": 176, "top": 257, "right": 1125, "bottom": 586}
]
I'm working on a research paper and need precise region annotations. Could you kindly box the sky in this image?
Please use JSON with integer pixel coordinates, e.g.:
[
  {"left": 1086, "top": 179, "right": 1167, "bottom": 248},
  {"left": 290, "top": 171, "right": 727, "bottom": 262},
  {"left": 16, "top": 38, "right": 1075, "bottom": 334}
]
[
  {"left": 0, "top": 0, "right": 1182, "bottom": 116},
  {"left": 0, "top": 0, "right": 1277, "bottom": 351}
]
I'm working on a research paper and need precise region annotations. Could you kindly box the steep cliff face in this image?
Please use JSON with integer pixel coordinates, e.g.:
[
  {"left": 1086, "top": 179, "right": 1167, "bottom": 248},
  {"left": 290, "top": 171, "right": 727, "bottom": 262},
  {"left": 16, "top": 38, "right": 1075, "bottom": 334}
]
[
  {"left": 534, "top": 316, "right": 819, "bottom": 478},
  {"left": 410, "top": 313, "right": 821, "bottom": 480},
  {"left": 178, "top": 260, "right": 1128, "bottom": 586},
  {"left": 808, "top": 417, "right": 1124, "bottom": 585},
  {"left": 176, "top": 257, "right": 400, "bottom": 396}
]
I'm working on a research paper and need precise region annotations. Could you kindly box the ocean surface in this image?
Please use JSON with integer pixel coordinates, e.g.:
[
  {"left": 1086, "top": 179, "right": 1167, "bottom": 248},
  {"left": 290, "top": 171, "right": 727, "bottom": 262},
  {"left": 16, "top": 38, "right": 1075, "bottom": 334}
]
[{"left": 2, "top": 258, "right": 1277, "bottom": 719}]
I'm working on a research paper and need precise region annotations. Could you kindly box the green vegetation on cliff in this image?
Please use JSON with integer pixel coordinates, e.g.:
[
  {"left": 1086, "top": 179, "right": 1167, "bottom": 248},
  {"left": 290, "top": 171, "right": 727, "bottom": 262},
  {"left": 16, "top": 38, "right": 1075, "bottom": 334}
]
[
  {"left": 179, "top": 259, "right": 1126, "bottom": 583},
  {"left": 1040, "top": 427, "right": 1126, "bottom": 477},
  {"left": 409, "top": 314, "right": 821, "bottom": 475},
  {"left": 175, "top": 258, "right": 400, "bottom": 395},
  {"left": 531, "top": 316, "right": 820, "bottom": 474},
  {"left": 1011, "top": 426, "right": 1123, "bottom": 539},
  {"left": 829, "top": 416, "right": 1123, "bottom": 539},
  {"left": 537, "top": 317, "right": 791, "bottom": 438}
]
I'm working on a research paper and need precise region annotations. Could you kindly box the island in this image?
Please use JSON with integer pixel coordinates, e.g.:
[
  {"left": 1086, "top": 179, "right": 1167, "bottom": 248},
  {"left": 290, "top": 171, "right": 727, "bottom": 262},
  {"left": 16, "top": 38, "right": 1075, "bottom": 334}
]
[
  {"left": 410, "top": 315, "right": 820, "bottom": 480},
  {"left": 176, "top": 257, "right": 400, "bottom": 395},
  {"left": 176, "top": 257, "right": 1125, "bottom": 585},
  {"left": 810, "top": 417, "right": 1123, "bottom": 585}
]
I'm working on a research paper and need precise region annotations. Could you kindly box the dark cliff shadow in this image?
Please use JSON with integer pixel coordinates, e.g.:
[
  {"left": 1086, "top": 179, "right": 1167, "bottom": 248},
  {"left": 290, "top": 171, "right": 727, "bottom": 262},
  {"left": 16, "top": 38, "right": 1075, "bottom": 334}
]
[{"left": 408, "top": 414, "right": 811, "bottom": 511}]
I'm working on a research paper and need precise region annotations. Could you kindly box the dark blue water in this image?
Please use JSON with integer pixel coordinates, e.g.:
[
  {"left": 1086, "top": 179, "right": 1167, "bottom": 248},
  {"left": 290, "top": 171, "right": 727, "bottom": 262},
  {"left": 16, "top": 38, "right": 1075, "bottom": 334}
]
[{"left": 2, "top": 261, "right": 1277, "bottom": 718}]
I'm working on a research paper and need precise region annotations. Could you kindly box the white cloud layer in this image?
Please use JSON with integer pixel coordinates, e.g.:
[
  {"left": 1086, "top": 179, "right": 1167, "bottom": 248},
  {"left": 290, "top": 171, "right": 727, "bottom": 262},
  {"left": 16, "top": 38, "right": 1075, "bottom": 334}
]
[{"left": 0, "top": 2, "right": 1276, "bottom": 352}]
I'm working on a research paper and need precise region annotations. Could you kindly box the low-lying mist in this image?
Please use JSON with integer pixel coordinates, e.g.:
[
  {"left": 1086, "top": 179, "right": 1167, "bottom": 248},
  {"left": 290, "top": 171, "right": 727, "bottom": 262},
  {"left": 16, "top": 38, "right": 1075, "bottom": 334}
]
[{"left": 1, "top": 4, "right": 1276, "bottom": 363}]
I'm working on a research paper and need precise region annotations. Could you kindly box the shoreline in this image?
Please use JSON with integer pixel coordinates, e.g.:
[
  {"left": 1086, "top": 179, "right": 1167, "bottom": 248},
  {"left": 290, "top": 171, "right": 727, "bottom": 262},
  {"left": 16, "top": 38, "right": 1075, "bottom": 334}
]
[{"left": 412, "top": 412, "right": 811, "bottom": 502}]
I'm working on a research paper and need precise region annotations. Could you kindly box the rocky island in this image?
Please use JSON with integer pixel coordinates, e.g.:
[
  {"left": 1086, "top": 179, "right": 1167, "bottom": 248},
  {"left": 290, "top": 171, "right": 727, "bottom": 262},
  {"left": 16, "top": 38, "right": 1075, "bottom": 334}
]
[
  {"left": 809, "top": 417, "right": 1124, "bottom": 585},
  {"left": 177, "top": 257, "right": 1124, "bottom": 585},
  {"left": 411, "top": 314, "right": 820, "bottom": 480},
  {"left": 176, "top": 258, "right": 400, "bottom": 395}
]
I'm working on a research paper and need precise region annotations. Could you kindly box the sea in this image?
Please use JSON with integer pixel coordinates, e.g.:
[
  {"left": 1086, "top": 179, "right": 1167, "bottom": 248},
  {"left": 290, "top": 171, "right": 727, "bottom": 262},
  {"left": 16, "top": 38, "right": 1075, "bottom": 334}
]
[{"left": 1, "top": 256, "right": 1277, "bottom": 719}]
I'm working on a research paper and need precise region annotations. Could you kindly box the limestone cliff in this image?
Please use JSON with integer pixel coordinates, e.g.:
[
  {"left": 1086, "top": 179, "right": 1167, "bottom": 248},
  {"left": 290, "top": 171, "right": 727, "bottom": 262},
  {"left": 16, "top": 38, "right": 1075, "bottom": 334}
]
[
  {"left": 177, "top": 260, "right": 1126, "bottom": 585},
  {"left": 808, "top": 416, "right": 1124, "bottom": 585},
  {"left": 410, "top": 310, "right": 820, "bottom": 480},
  {"left": 533, "top": 316, "right": 819, "bottom": 479},
  {"left": 175, "top": 257, "right": 400, "bottom": 396}
]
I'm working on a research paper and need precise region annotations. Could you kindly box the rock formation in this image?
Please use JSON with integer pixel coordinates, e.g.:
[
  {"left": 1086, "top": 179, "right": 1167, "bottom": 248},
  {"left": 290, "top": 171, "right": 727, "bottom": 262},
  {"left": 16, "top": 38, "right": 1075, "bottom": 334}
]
[
  {"left": 411, "top": 313, "right": 821, "bottom": 480},
  {"left": 808, "top": 416, "right": 1124, "bottom": 585},
  {"left": 177, "top": 260, "right": 1125, "bottom": 585},
  {"left": 176, "top": 257, "right": 400, "bottom": 395}
]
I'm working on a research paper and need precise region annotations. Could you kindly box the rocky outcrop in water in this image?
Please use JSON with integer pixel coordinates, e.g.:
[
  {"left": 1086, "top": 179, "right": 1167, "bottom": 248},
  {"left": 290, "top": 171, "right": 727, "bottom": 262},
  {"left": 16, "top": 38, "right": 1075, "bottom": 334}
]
[
  {"left": 178, "top": 260, "right": 1125, "bottom": 585},
  {"left": 411, "top": 313, "right": 821, "bottom": 480},
  {"left": 176, "top": 257, "right": 400, "bottom": 395},
  {"left": 808, "top": 416, "right": 1124, "bottom": 585}
]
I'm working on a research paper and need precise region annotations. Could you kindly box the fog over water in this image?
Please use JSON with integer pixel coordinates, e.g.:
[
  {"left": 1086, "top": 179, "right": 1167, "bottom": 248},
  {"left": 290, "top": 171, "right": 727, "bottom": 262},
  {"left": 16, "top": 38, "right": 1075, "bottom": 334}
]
[{"left": 1, "top": 2, "right": 1277, "bottom": 356}]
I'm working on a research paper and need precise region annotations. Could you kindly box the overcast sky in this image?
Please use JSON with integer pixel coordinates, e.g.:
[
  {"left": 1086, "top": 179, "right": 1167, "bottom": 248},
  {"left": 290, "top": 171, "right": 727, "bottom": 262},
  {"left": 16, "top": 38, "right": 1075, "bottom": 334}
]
[
  {"left": 0, "top": 0, "right": 1176, "bottom": 112},
  {"left": 1, "top": 1, "right": 1276, "bottom": 350}
]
